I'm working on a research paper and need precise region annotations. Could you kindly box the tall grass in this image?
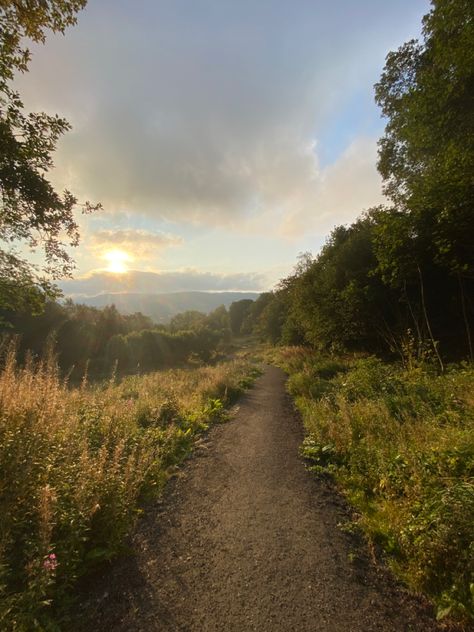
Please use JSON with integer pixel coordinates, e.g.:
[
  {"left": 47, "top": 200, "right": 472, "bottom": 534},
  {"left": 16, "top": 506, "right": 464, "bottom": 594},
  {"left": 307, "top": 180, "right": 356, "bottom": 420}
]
[
  {"left": 278, "top": 347, "right": 474, "bottom": 624},
  {"left": 0, "top": 346, "right": 258, "bottom": 630}
]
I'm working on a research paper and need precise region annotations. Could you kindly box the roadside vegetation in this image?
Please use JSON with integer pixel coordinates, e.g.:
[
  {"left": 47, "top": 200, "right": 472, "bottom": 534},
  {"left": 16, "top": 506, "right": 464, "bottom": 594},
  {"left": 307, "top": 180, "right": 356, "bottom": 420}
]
[
  {"left": 0, "top": 344, "right": 260, "bottom": 630},
  {"left": 273, "top": 346, "right": 474, "bottom": 623}
]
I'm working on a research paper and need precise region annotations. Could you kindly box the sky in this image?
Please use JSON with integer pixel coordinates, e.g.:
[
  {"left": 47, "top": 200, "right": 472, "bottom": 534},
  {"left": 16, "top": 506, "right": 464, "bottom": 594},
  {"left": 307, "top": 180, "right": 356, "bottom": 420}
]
[{"left": 16, "top": 0, "right": 431, "bottom": 295}]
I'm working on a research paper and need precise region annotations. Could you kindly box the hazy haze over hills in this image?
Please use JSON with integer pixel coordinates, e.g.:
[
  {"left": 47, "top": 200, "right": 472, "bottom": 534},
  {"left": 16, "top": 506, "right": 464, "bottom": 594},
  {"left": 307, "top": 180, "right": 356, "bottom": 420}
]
[
  {"left": 59, "top": 270, "right": 262, "bottom": 323},
  {"left": 72, "top": 291, "right": 260, "bottom": 323},
  {"left": 59, "top": 269, "right": 266, "bottom": 296}
]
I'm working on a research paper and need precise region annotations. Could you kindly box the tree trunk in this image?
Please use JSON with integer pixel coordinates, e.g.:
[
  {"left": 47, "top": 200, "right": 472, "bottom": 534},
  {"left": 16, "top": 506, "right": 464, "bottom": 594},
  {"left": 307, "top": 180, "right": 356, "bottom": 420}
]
[
  {"left": 403, "top": 280, "right": 423, "bottom": 360},
  {"left": 458, "top": 272, "right": 473, "bottom": 363},
  {"left": 417, "top": 265, "right": 444, "bottom": 372}
]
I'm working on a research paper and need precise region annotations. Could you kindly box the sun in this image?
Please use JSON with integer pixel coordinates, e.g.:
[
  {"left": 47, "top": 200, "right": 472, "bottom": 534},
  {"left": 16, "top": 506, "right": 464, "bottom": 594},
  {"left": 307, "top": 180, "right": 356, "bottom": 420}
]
[{"left": 103, "top": 249, "right": 131, "bottom": 273}]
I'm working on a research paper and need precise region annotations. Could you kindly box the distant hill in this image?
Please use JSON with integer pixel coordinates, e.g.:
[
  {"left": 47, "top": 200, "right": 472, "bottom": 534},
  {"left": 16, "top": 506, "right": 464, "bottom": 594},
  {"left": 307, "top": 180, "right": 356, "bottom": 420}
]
[{"left": 71, "top": 291, "right": 260, "bottom": 323}]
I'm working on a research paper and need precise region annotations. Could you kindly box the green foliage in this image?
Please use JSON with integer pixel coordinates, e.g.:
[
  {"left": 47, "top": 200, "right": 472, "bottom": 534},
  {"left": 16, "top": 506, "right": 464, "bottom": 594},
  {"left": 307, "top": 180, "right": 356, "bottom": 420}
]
[
  {"left": 300, "top": 437, "right": 340, "bottom": 474},
  {"left": 229, "top": 299, "right": 254, "bottom": 335},
  {"left": 242, "top": 1, "right": 474, "bottom": 364},
  {"left": 280, "top": 346, "right": 474, "bottom": 623},
  {"left": 245, "top": 204, "right": 473, "bottom": 362},
  {"left": 373, "top": 0, "right": 474, "bottom": 363},
  {"left": 169, "top": 310, "right": 207, "bottom": 332},
  {"left": 402, "top": 481, "right": 474, "bottom": 620},
  {"left": 0, "top": 300, "right": 235, "bottom": 379},
  {"left": 0, "top": 1, "right": 100, "bottom": 312},
  {"left": 375, "top": 0, "right": 474, "bottom": 278}
]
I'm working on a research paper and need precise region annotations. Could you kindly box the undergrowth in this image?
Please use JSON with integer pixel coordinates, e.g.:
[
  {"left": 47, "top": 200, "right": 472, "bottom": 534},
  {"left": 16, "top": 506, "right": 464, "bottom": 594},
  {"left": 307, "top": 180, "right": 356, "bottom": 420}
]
[
  {"left": 276, "top": 346, "right": 474, "bottom": 625},
  {"left": 0, "top": 347, "right": 260, "bottom": 630}
]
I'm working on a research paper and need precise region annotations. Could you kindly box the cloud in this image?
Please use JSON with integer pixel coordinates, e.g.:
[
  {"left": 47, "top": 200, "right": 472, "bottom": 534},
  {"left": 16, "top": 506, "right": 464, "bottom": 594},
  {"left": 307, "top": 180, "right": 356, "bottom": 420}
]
[
  {"left": 16, "top": 0, "right": 427, "bottom": 235},
  {"left": 277, "top": 137, "right": 386, "bottom": 236},
  {"left": 90, "top": 228, "right": 183, "bottom": 254},
  {"left": 59, "top": 268, "right": 267, "bottom": 296}
]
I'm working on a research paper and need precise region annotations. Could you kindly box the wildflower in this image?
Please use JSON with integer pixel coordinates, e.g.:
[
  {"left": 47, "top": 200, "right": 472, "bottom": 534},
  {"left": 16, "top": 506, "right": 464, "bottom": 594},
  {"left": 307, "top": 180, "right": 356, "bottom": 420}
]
[{"left": 43, "top": 553, "right": 58, "bottom": 572}]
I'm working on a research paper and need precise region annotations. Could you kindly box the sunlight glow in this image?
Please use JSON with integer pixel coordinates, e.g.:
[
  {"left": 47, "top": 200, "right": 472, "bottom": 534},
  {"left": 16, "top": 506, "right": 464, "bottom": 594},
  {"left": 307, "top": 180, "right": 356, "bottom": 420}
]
[{"left": 103, "top": 249, "right": 131, "bottom": 273}]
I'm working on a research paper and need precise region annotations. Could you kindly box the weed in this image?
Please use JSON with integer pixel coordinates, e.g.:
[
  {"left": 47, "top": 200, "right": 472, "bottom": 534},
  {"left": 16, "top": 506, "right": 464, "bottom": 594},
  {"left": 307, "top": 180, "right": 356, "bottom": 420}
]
[
  {"left": 0, "top": 351, "right": 256, "bottom": 630},
  {"left": 277, "top": 346, "right": 474, "bottom": 624}
]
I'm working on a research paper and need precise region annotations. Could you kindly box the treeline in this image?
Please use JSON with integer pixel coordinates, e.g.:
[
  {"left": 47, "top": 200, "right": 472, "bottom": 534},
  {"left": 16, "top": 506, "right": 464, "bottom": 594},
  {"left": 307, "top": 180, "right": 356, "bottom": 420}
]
[
  {"left": 105, "top": 305, "right": 233, "bottom": 372},
  {"left": 246, "top": 0, "right": 474, "bottom": 368},
  {"left": 246, "top": 209, "right": 473, "bottom": 366},
  {"left": 0, "top": 298, "right": 257, "bottom": 377}
]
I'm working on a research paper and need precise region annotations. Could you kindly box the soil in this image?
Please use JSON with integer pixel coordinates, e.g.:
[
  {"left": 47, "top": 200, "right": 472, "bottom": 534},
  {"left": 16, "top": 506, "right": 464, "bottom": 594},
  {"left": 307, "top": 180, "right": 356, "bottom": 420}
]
[{"left": 76, "top": 365, "right": 449, "bottom": 631}]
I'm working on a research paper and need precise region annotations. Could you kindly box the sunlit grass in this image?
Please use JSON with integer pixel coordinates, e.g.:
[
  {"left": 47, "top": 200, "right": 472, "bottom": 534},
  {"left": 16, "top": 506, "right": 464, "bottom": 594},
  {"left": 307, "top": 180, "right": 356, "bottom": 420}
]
[
  {"left": 0, "top": 346, "right": 258, "bottom": 630},
  {"left": 277, "top": 346, "right": 474, "bottom": 624}
]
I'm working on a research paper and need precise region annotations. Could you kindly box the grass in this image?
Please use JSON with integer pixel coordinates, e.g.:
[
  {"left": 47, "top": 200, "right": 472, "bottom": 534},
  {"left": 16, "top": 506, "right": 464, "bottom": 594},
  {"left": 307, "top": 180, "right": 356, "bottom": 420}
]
[
  {"left": 275, "top": 346, "right": 474, "bottom": 625},
  {"left": 0, "top": 345, "right": 260, "bottom": 630}
]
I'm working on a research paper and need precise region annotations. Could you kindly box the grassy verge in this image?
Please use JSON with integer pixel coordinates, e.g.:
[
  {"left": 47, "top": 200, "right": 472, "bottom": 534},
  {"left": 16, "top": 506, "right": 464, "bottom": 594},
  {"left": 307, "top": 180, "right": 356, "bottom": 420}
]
[
  {"left": 273, "top": 346, "right": 474, "bottom": 625},
  {"left": 0, "top": 347, "right": 261, "bottom": 630}
]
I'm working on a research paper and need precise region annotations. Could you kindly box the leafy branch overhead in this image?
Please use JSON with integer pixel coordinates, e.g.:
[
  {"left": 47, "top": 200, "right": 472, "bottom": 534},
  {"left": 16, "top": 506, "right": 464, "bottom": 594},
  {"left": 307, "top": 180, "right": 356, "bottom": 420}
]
[{"left": 0, "top": 1, "right": 100, "bottom": 312}]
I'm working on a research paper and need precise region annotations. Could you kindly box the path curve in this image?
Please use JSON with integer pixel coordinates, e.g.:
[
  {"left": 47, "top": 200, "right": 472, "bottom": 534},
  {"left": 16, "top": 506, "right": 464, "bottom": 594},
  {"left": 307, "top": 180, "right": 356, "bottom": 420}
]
[{"left": 80, "top": 366, "right": 441, "bottom": 631}]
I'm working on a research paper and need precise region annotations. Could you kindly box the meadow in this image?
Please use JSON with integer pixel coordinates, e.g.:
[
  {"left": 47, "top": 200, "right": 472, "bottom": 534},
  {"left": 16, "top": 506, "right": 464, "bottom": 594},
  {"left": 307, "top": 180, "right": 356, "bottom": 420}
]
[
  {"left": 0, "top": 344, "right": 258, "bottom": 630},
  {"left": 274, "top": 346, "right": 474, "bottom": 624}
]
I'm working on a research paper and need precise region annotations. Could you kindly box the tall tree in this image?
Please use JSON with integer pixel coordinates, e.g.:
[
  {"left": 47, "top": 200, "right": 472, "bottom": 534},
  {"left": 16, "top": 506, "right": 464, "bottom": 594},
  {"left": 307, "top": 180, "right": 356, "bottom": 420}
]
[
  {"left": 375, "top": 0, "right": 474, "bottom": 361},
  {"left": 0, "top": 1, "right": 99, "bottom": 314},
  {"left": 375, "top": 0, "right": 474, "bottom": 275}
]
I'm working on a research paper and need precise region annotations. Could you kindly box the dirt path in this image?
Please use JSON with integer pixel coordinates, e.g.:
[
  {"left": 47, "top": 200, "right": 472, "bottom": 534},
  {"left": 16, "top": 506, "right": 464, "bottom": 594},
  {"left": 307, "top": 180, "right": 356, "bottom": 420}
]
[{"left": 79, "top": 366, "right": 442, "bottom": 631}]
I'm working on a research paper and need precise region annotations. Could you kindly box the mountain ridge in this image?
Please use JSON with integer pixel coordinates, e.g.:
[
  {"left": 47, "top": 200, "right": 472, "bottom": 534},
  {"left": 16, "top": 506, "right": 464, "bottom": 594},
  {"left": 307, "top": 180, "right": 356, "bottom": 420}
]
[{"left": 69, "top": 290, "right": 260, "bottom": 323}]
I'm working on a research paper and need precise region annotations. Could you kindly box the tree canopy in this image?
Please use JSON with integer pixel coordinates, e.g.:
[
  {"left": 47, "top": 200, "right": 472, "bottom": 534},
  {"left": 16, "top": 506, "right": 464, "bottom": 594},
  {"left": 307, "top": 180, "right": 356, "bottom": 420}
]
[
  {"left": 0, "top": 1, "right": 99, "bottom": 314},
  {"left": 375, "top": 0, "right": 474, "bottom": 277}
]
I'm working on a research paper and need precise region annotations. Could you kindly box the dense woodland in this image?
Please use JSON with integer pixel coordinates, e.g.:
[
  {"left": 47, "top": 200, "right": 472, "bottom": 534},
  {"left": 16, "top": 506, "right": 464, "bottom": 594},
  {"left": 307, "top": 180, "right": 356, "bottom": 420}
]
[{"left": 0, "top": 300, "right": 235, "bottom": 377}]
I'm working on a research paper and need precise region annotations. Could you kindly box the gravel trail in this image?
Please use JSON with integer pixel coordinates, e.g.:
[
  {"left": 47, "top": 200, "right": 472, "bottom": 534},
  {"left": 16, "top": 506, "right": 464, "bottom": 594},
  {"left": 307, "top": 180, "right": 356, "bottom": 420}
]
[{"left": 79, "top": 365, "right": 443, "bottom": 631}]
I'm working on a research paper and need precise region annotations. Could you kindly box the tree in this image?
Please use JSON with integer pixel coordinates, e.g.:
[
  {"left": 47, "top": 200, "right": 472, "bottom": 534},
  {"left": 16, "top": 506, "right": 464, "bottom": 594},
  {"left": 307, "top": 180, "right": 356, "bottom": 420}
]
[
  {"left": 290, "top": 219, "right": 401, "bottom": 354},
  {"left": 205, "top": 305, "right": 229, "bottom": 333},
  {"left": 255, "top": 293, "right": 288, "bottom": 344},
  {"left": 375, "top": 0, "right": 474, "bottom": 274},
  {"left": 229, "top": 299, "right": 254, "bottom": 335},
  {"left": 169, "top": 310, "right": 206, "bottom": 332},
  {"left": 0, "top": 1, "right": 99, "bottom": 313},
  {"left": 375, "top": 0, "right": 474, "bottom": 361}
]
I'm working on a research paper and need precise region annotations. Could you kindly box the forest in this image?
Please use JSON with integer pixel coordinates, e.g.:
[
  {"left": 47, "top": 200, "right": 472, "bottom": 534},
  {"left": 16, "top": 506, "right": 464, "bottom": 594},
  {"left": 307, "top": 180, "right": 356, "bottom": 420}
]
[{"left": 0, "top": 299, "right": 237, "bottom": 378}]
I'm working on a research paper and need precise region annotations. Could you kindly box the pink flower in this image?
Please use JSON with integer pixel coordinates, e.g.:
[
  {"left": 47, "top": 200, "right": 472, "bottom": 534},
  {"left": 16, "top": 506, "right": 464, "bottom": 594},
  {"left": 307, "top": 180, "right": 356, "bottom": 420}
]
[{"left": 43, "top": 553, "right": 58, "bottom": 572}]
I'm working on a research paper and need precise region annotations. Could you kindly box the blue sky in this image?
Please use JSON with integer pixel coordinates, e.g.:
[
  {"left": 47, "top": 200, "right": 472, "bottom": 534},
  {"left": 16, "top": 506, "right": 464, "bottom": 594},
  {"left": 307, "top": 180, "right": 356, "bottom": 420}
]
[{"left": 17, "top": 0, "right": 430, "bottom": 294}]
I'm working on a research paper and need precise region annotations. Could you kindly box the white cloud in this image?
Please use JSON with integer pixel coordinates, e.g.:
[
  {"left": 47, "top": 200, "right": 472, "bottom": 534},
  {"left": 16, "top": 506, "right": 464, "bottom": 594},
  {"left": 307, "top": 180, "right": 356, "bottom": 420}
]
[
  {"left": 277, "top": 136, "right": 386, "bottom": 236},
  {"left": 15, "top": 0, "right": 426, "bottom": 238}
]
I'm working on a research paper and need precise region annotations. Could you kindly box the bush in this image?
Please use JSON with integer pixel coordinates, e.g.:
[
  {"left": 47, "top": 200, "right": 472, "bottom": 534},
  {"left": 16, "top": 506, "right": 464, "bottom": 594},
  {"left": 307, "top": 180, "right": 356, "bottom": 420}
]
[{"left": 279, "top": 346, "right": 474, "bottom": 623}]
